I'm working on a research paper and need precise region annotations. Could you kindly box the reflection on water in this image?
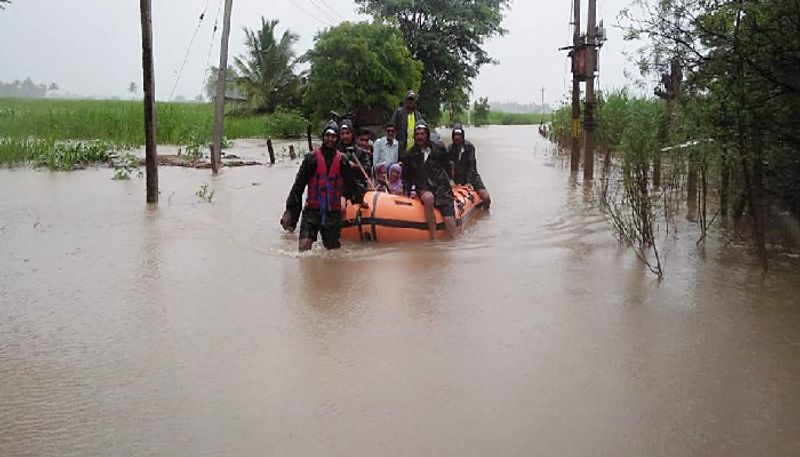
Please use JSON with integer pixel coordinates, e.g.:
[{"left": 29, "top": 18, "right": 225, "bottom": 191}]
[{"left": 1, "top": 126, "right": 799, "bottom": 456}]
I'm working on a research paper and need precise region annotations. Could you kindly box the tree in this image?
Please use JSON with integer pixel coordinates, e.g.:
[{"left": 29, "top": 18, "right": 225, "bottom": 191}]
[
  {"left": 128, "top": 82, "right": 138, "bottom": 98},
  {"left": 303, "top": 21, "right": 422, "bottom": 125},
  {"left": 356, "top": 0, "right": 510, "bottom": 125},
  {"left": 618, "top": 0, "right": 800, "bottom": 271},
  {"left": 0, "top": 1, "right": 10, "bottom": 11},
  {"left": 473, "top": 97, "right": 490, "bottom": 127},
  {"left": 204, "top": 65, "right": 239, "bottom": 101},
  {"left": 233, "top": 17, "right": 301, "bottom": 113}
]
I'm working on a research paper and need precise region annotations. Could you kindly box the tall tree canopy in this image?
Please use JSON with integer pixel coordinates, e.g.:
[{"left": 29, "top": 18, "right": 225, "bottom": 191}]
[
  {"left": 303, "top": 21, "right": 422, "bottom": 125},
  {"left": 233, "top": 18, "right": 301, "bottom": 113},
  {"left": 356, "top": 0, "right": 509, "bottom": 124}
]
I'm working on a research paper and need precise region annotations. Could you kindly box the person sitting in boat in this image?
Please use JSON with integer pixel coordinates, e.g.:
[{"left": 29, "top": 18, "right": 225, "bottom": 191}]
[
  {"left": 356, "top": 127, "right": 375, "bottom": 159},
  {"left": 449, "top": 124, "right": 491, "bottom": 210},
  {"left": 374, "top": 162, "right": 390, "bottom": 192},
  {"left": 337, "top": 119, "right": 373, "bottom": 188},
  {"left": 281, "top": 120, "right": 367, "bottom": 251},
  {"left": 402, "top": 120, "right": 459, "bottom": 240},
  {"left": 388, "top": 163, "right": 404, "bottom": 196},
  {"left": 373, "top": 123, "right": 399, "bottom": 168}
]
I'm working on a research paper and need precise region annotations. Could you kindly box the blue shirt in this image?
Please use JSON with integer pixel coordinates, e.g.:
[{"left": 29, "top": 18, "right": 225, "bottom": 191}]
[{"left": 372, "top": 136, "right": 399, "bottom": 168}]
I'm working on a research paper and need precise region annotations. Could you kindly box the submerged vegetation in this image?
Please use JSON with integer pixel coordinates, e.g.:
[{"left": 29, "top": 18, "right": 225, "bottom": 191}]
[
  {"left": 549, "top": 0, "right": 800, "bottom": 274},
  {"left": 0, "top": 137, "right": 138, "bottom": 171}
]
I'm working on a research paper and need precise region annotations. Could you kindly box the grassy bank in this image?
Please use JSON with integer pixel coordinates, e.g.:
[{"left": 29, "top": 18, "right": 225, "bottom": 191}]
[
  {"left": 0, "top": 98, "right": 265, "bottom": 146},
  {"left": 441, "top": 109, "right": 546, "bottom": 126}
]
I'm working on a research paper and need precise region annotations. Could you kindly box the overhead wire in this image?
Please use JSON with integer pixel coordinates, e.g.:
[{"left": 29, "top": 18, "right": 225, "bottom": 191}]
[
  {"left": 287, "top": 0, "right": 331, "bottom": 27},
  {"left": 314, "top": 0, "right": 347, "bottom": 22},
  {"left": 169, "top": 0, "right": 212, "bottom": 101},
  {"left": 200, "top": 0, "right": 224, "bottom": 100}
]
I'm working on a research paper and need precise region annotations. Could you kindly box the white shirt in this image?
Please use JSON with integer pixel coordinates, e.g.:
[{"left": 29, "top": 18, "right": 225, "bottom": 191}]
[{"left": 372, "top": 136, "right": 399, "bottom": 167}]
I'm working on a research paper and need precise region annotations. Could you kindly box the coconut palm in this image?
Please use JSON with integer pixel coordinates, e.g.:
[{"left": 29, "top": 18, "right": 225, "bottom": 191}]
[{"left": 234, "top": 18, "right": 300, "bottom": 114}]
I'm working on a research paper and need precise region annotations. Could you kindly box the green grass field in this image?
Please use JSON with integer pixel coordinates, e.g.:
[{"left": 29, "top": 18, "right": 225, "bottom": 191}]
[
  {"left": 0, "top": 98, "right": 265, "bottom": 146},
  {"left": 441, "top": 109, "right": 546, "bottom": 126}
]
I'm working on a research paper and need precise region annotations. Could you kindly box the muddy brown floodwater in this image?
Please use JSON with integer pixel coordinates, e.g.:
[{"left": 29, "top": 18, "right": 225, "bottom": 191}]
[{"left": 1, "top": 126, "right": 799, "bottom": 456}]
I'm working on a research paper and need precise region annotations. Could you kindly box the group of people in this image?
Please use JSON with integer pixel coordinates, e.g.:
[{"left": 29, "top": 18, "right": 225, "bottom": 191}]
[{"left": 280, "top": 90, "right": 491, "bottom": 251}]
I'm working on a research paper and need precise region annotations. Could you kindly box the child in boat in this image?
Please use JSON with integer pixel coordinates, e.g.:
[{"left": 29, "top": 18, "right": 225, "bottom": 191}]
[
  {"left": 374, "top": 162, "right": 390, "bottom": 192},
  {"left": 388, "top": 163, "right": 404, "bottom": 196}
]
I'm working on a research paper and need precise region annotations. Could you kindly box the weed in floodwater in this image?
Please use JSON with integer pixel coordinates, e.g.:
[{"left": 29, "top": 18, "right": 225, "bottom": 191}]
[
  {"left": 180, "top": 129, "right": 206, "bottom": 161},
  {"left": 1, "top": 138, "right": 134, "bottom": 170},
  {"left": 195, "top": 183, "right": 214, "bottom": 202},
  {"left": 111, "top": 152, "right": 142, "bottom": 180}
]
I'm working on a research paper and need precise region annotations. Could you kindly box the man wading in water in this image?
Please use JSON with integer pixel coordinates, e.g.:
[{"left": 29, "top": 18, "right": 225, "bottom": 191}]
[
  {"left": 402, "top": 120, "right": 459, "bottom": 240},
  {"left": 281, "top": 121, "right": 367, "bottom": 251}
]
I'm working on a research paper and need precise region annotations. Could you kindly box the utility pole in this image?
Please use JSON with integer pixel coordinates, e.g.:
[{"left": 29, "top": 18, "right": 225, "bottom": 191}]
[
  {"left": 570, "top": 0, "right": 582, "bottom": 173},
  {"left": 211, "top": 0, "right": 233, "bottom": 175},
  {"left": 139, "top": 0, "right": 158, "bottom": 204},
  {"left": 584, "top": 0, "right": 597, "bottom": 181},
  {"left": 540, "top": 86, "right": 546, "bottom": 125}
]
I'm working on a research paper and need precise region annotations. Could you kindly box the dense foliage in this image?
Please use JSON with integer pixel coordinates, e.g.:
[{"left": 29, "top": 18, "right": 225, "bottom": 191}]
[
  {"left": 472, "top": 97, "right": 490, "bottom": 127},
  {"left": 355, "top": 0, "right": 509, "bottom": 125},
  {"left": 303, "top": 22, "right": 422, "bottom": 125},
  {"left": 618, "top": 0, "right": 800, "bottom": 269}
]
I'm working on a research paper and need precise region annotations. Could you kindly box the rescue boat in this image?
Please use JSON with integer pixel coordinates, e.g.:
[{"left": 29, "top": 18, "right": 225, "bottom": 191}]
[{"left": 341, "top": 185, "right": 484, "bottom": 242}]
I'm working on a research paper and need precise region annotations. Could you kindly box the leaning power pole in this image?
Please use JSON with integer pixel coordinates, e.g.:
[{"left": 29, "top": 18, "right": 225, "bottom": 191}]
[
  {"left": 570, "top": 0, "right": 582, "bottom": 173},
  {"left": 211, "top": 0, "right": 233, "bottom": 175},
  {"left": 583, "top": 0, "right": 597, "bottom": 181},
  {"left": 139, "top": 0, "right": 158, "bottom": 203}
]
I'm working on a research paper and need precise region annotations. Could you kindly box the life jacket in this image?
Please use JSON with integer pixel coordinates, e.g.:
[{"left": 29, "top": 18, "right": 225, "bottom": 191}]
[{"left": 306, "top": 148, "right": 344, "bottom": 216}]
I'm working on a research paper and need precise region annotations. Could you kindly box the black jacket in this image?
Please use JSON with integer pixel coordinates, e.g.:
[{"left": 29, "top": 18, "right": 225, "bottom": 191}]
[
  {"left": 402, "top": 140, "right": 453, "bottom": 206},
  {"left": 448, "top": 140, "right": 483, "bottom": 187},
  {"left": 284, "top": 146, "right": 365, "bottom": 227},
  {"left": 390, "top": 106, "right": 424, "bottom": 152}
]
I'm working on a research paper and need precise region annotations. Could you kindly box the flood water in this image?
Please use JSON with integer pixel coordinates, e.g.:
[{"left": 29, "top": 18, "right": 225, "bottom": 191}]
[{"left": 2, "top": 126, "right": 799, "bottom": 456}]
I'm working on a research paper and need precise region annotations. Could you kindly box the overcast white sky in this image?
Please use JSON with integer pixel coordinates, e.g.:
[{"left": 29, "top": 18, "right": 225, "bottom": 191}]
[{"left": 0, "top": 0, "right": 647, "bottom": 105}]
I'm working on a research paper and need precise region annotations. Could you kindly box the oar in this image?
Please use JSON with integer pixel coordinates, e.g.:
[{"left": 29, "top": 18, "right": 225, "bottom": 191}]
[{"left": 349, "top": 151, "right": 375, "bottom": 190}]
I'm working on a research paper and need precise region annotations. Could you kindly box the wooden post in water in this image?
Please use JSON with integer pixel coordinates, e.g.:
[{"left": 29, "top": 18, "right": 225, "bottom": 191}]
[
  {"left": 267, "top": 139, "right": 276, "bottom": 164},
  {"left": 306, "top": 125, "right": 313, "bottom": 153},
  {"left": 570, "top": 0, "right": 582, "bottom": 173},
  {"left": 687, "top": 147, "right": 698, "bottom": 220},
  {"left": 211, "top": 0, "right": 233, "bottom": 175},
  {"left": 139, "top": 0, "right": 158, "bottom": 204},
  {"left": 583, "top": 0, "right": 597, "bottom": 181}
]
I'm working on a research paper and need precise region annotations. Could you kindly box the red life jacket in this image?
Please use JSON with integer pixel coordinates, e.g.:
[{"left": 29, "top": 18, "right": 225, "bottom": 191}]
[{"left": 306, "top": 148, "right": 344, "bottom": 211}]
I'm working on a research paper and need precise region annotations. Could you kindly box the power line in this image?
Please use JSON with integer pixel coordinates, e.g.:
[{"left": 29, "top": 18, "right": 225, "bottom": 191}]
[
  {"left": 169, "top": 0, "right": 212, "bottom": 101},
  {"left": 314, "top": 0, "right": 346, "bottom": 22},
  {"left": 200, "top": 0, "right": 224, "bottom": 99},
  {"left": 288, "top": 0, "right": 331, "bottom": 27}
]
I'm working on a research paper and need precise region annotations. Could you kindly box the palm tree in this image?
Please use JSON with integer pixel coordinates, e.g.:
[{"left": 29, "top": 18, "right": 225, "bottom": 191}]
[{"left": 233, "top": 18, "right": 300, "bottom": 113}]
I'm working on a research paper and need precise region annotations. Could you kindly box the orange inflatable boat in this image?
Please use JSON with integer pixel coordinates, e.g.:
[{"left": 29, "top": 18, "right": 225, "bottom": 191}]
[{"left": 341, "top": 185, "right": 484, "bottom": 242}]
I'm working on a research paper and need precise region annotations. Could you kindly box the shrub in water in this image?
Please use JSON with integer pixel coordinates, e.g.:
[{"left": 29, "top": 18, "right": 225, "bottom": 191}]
[{"left": 264, "top": 109, "right": 308, "bottom": 139}]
